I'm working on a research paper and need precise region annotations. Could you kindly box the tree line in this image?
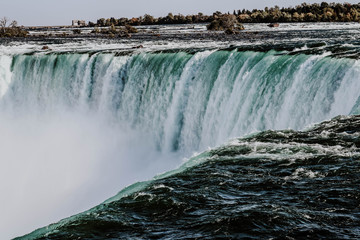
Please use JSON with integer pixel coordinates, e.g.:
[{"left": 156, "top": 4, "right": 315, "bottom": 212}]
[{"left": 89, "top": 2, "right": 360, "bottom": 27}]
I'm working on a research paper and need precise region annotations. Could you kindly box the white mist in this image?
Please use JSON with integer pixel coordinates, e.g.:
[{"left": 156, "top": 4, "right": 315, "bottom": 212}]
[{"left": 0, "top": 111, "right": 180, "bottom": 239}]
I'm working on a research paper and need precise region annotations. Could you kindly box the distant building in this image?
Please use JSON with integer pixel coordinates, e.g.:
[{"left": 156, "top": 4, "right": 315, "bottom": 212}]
[{"left": 72, "top": 20, "right": 86, "bottom": 27}]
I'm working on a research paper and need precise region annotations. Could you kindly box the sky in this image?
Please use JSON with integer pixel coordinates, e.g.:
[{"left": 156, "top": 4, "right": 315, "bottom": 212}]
[{"left": 1, "top": 0, "right": 359, "bottom": 26}]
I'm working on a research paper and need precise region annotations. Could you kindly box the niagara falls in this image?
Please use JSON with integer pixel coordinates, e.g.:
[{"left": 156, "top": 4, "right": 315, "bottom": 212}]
[{"left": 1, "top": 1, "right": 360, "bottom": 239}]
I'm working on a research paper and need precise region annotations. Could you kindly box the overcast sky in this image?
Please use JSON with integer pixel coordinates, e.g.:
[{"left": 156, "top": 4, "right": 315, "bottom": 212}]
[{"left": 1, "top": 0, "right": 359, "bottom": 26}]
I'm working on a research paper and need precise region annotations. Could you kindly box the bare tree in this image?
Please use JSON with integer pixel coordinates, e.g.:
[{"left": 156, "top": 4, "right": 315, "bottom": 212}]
[
  {"left": 0, "top": 18, "right": 18, "bottom": 28},
  {"left": 9, "top": 20, "right": 17, "bottom": 28},
  {"left": 0, "top": 17, "right": 8, "bottom": 34},
  {"left": 0, "top": 17, "right": 8, "bottom": 28},
  {"left": 0, "top": 17, "right": 27, "bottom": 37}
]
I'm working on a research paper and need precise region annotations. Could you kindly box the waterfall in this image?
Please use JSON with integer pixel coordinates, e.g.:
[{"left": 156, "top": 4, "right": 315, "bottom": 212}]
[
  {"left": 1, "top": 49, "right": 360, "bottom": 238},
  {"left": 2, "top": 50, "right": 359, "bottom": 153}
]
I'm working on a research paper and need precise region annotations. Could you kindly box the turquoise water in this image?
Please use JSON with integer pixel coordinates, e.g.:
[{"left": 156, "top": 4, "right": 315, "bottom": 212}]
[
  {"left": 1, "top": 48, "right": 360, "bottom": 239},
  {"left": 2, "top": 50, "right": 360, "bottom": 153}
]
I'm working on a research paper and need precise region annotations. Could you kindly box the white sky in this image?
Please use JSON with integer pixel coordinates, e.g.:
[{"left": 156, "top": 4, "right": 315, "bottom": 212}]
[{"left": 1, "top": 0, "right": 359, "bottom": 26}]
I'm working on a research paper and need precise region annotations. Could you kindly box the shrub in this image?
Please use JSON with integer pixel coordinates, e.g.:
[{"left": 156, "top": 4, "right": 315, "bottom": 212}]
[
  {"left": 224, "top": 28, "right": 235, "bottom": 34},
  {"left": 91, "top": 27, "right": 100, "bottom": 34},
  {"left": 207, "top": 14, "right": 244, "bottom": 32},
  {"left": 125, "top": 25, "right": 138, "bottom": 33},
  {"left": 207, "top": 20, "right": 221, "bottom": 31},
  {"left": 109, "top": 24, "right": 118, "bottom": 34},
  {"left": 0, "top": 17, "right": 28, "bottom": 37},
  {"left": 72, "top": 29, "right": 81, "bottom": 34},
  {"left": 100, "top": 28, "right": 110, "bottom": 34},
  {"left": 0, "top": 27, "right": 28, "bottom": 37}
]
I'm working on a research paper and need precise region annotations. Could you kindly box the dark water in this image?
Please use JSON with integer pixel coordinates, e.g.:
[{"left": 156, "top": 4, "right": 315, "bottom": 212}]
[{"left": 22, "top": 115, "right": 360, "bottom": 239}]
